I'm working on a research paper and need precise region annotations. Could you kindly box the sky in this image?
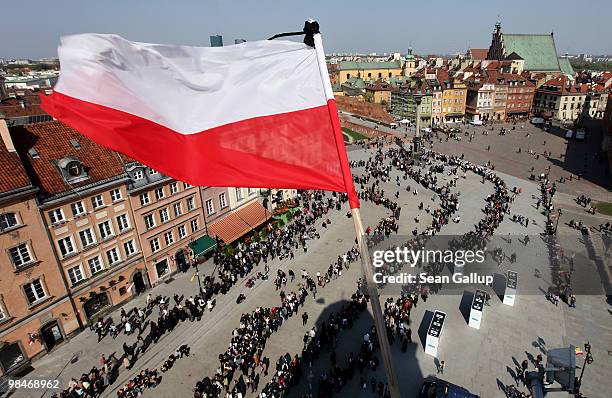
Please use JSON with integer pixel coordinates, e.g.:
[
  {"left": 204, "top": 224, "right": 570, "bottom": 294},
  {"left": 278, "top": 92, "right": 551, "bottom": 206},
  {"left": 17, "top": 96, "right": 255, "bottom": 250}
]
[{"left": 2, "top": 0, "right": 611, "bottom": 59}]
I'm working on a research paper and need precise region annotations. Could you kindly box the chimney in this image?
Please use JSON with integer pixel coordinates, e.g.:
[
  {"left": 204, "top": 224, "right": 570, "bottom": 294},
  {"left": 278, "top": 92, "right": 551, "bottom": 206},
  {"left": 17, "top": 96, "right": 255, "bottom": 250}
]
[
  {"left": 0, "top": 75, "right": 7, "bottom": 101},
  {"left": 0, "top": 119, "right": 16, "bottom": 152}
]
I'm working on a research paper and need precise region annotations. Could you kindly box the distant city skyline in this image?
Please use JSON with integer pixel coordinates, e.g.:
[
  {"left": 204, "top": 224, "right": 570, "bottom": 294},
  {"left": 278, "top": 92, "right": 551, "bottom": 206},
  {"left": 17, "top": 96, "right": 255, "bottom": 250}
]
[{"left": 1, "top": 0, "right": 611, "bottom": 58}]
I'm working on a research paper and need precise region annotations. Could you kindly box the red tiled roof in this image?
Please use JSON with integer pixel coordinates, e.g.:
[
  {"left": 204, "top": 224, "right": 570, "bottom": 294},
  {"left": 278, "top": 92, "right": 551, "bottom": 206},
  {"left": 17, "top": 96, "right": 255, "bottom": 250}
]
[
  {"left": 208, "top": 201, "right": 270, "bottom": 244},
  {"left": 0, "top": 122, "right": 31, "bottom": 193},
  {"left": 469, "top": 48, "right": 489, "bottom": 60},
  {"left": 366, "top": 80, "right": 392, "bottom": 91},
  {"left": 10, "top": 121, "right": 127, "bottom": 197}
]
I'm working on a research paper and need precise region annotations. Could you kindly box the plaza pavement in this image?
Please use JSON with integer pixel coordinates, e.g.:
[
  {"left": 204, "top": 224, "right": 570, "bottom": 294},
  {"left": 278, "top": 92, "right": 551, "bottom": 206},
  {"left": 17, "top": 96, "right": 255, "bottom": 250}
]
[{"left": 8, "top": 143, "right": 611, "bottom": 398}]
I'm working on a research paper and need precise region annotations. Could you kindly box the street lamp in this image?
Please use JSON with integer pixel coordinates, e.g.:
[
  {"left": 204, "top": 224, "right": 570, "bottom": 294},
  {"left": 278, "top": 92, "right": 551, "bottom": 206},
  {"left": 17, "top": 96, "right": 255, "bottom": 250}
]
[
  {"left": 575, "top": 342, "right": 594, "bottom": 395},
  {"left": 188, "top": 247, "right": 203, "bottom": 295},
  {"left": 554, "top": 208, "right": 562, "bottom": 234}
]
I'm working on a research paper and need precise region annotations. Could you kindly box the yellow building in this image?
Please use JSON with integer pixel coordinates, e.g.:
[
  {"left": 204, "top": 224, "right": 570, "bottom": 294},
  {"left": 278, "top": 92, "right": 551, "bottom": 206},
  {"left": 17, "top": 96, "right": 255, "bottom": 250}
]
[
  {"left": 365, "top": 80, "right": 392, "bottom": 105},
  {"left": 438, "top": 71, "right": 468, "bottom": 123},
  {"left": 337, "top": 61, "right": 403, "bottom": 84}
]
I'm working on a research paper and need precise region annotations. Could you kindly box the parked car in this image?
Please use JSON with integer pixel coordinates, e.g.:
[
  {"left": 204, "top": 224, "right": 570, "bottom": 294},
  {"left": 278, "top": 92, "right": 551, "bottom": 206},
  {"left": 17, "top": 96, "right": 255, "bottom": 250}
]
[
  {"left": 469, "top": 120, "right": 483, "bottom": 126},
  {"left": 419, "top": 377, "right": 480, "bottom": 398},
  {"left": 531, "top": 117, "right": 545, "bottom": 125}
]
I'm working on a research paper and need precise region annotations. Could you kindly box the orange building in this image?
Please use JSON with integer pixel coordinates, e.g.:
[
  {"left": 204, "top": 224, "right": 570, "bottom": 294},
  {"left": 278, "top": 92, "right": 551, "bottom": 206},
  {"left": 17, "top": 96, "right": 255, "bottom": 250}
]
[
  {"left": 0, "top": 120, "right": 79, "bottom": 376},
  {"left": 11, "top": 122, "right": 148, "bottom": 326}
]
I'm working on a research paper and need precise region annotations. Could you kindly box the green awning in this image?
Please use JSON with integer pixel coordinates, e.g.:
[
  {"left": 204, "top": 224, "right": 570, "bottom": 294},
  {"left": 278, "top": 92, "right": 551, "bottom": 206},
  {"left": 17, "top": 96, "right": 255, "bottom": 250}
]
[{"left": 189, "top": 235, "right": 217, "bottom": 257}]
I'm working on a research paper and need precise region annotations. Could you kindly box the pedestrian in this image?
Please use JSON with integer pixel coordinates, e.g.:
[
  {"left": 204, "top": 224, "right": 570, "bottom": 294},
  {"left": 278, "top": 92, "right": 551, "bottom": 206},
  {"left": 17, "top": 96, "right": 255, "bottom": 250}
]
[
  {"left": 439, "top": 360, "right": 445, "bottom": 374},
  {"left": 302, "top": 312, "right": 308, "bottom": 326}
]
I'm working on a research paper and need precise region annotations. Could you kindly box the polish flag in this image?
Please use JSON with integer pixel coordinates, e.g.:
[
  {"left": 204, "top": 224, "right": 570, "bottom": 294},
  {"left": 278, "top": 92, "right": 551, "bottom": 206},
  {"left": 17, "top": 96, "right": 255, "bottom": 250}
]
[{"left": 41, "top": 33, "right": 359, "bottom": 207}]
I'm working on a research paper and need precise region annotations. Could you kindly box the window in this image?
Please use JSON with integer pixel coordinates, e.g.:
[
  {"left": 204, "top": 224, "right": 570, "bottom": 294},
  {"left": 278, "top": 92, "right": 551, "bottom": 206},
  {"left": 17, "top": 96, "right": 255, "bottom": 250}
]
[
  {"left": 91, "top": 195, "right": 104, "bottom": 209},
  {"left": 178, "top": 225, "right": 187, "bottom": 239},
  {"left": 248, "top": 188, "right": 256, "bottom": 196},
  {"left": 67, "top": 265, "right": 85, "bottom": 285},
  {"left": 150, "top": 238, "right": 160, "bottom": 253},
  {"left": 235, "top": 188, "right": 244, "bottom": 201},
  {"left": 0, "top": 212, "right": 19, "bottom": 230},
  {"left": 23, "top": 279, "right": 46, "bottom": 305},
  {"left": 155, "top": 188, "right": 165, "bottom": 200},
  {"left": 187, "top": 197, "right": 195, "bottom": 211},
  {"left": 9, "top": 243, "right": 33, "bottom": 268},
  {"left": 144, "top": 214, "right": 156, "bottom": 230},
  {"left": 48, "top": 209, "right": 65, "bottom": 225},
  {"left": 57, "top": 236, "right": 76, "bottom": 258},
  {"left": 88, "top": 256, "right": 104, "bottom": 275},
  {"left": 190, "top": 219, "right": 199, "bottom": 233},
  {"left": 219, "top": 193, "right": 227, "bottom": 208},
  {"left": 110, "top": 188, "right": 122, "bottom": 202},
  {"left": 124, "top": 240, "right": 137, "bottom": 257},
  {"left": 159, "top": 208, "right": 169, "bottom": 223},
  {"left": 0, "top": 302, "right": 7, "bottom": 321},
  {"left": 173, "top": 202, "right": 183, "bottom": 217},
  {"left": 164, "top": 231, "right": 174, "bottom": 246},
  {"left": 71, "top": 202, "right": 86, "bottom": 217},
  {"left": 205, "top": 199, "right": 214, "bottom": 215},
  {"left": 98, "top": 221, "right": 114, "bottom": 240},
  {"left": 133, "top": 169, "right": 144, "bottom": 180},
  {"left": 170, "top": 182, "right": 179, "bottom": 195},
  {"left": 139, "top": 193, "right": 150, "bottom": 206},
  {"left": 116, "top": 214, "right": 130, "bottom": 232},
  {"left": 78, "top": 228, "right": 96, "bottom": 248},
  {"left": 148, "top": 168, "right": 159, "bottom": 176},
  {"left": 106, "top": 248, "right": 120, "bottom": 266},
  {"left": 183, "top": 182, "right": 192, "bottom": 189}
]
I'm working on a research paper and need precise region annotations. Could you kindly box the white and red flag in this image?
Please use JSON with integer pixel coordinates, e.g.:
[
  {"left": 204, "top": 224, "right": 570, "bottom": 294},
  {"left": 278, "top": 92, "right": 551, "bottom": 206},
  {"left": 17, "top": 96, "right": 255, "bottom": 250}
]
[{"left": 41, "top": 33, "right": 359, "bottom": 207}]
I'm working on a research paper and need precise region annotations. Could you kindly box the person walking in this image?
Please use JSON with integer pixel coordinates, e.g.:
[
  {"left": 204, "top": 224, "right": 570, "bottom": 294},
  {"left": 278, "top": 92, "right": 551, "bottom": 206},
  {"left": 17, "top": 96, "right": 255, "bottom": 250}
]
[
  {"left": 302, "top": 312, "right": 309, "bottom": 326},
  {"left": 438, "top": 360, "right": 445, "bottom": 374}
]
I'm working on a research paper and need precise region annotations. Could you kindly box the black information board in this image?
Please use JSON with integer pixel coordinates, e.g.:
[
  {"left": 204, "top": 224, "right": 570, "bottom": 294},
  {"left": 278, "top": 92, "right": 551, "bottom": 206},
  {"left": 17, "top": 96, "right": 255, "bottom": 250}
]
[
  {"left": 472, "top": 290, "right": 486, "bottom": 311},
  {"left": 507, "top": 271, "right": 518, "bottom": 290},
  {"left": 427, "top": 311, "right": 446, "bottom": 338}
]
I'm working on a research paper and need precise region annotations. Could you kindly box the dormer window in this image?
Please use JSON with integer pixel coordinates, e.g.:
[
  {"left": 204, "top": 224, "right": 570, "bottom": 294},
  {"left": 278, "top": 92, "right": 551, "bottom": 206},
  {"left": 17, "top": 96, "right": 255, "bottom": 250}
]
[
  {"left": 68, "top": 162, "right": 82, "bottom": 177},
  {"left": 57, "top": 157, "right": 88, "bottom": 183}
]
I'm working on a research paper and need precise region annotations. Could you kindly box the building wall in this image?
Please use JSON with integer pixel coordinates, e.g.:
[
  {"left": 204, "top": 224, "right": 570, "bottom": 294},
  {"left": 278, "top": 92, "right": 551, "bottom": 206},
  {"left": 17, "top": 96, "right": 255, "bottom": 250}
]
[
  {"left": 41, "top": 184, "right": 146, "bottom": 325},
  {"left": 339, "top": 68, "right": 403, "bottom": 84},
  {"left": 506, "top": 83, "right": 534, "bottom": 119},
  {"left": 1, "top": 195, "right": 79, "bottom": 375},
  {"left": 200, "top": 186, "right": 232, "bottom": 224},
  {"left": 431, "top": 91, "right": 443, "bottom": 124},
  {"left": 493, "top": 85, "right": 508, "bottom": 121},
  {"left": 129, "top": 180, "right": 205, "bottom": 285},
  {"left": 441, "top": 86, "right": 467, "bottom": 122}
]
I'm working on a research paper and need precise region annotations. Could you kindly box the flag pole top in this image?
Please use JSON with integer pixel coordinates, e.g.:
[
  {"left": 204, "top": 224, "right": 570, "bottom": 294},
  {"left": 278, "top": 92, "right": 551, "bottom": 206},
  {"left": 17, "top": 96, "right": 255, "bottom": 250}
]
[{"left": 268, "top": 19, "right": 319, "bottom": 48}]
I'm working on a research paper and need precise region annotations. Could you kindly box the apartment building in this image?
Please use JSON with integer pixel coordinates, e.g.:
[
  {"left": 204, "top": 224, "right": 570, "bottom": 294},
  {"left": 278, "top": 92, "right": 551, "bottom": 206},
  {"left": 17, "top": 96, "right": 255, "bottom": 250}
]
[
  {"left": 533, "top": 76, "right": 588, "bottom": 123},
  {"left": 0, "top": 121, "right": 79, "bottom": 376},
  {"left": 11, "top": 122, "right": 146, "bottom": 325},
  {"left": 125, "top": 164, "right": 209, "bottom": 284}
]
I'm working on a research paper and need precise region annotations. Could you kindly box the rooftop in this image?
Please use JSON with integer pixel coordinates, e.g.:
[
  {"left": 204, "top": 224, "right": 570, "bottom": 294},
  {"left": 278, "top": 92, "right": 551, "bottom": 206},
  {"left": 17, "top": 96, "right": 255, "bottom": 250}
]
[
  {"left": 0, "top": 121, "right": 31, "bottom": 194},
  {"left": 337, "top": 60, "right": 402, "bottom": 71},
  {"left": 10, "top": 121, "right": 128, "bottom": 199}
]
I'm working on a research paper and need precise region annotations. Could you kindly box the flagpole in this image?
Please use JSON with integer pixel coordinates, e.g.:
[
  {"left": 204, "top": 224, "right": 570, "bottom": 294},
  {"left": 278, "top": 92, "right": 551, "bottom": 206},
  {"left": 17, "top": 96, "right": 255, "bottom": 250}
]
[{"left": 308, "top": 20, "right": 402, "bottom": 398}]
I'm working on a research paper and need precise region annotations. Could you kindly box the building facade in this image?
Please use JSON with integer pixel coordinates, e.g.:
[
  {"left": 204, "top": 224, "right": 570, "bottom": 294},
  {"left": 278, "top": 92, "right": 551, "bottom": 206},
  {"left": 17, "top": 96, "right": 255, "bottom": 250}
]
[
  {"left": 336, "top": 61, "right": 403, "bottom": 84},
  {"left": 465, "top": 78, "right": 495, "bottom": 122},
  {"left": 533, "top": 77, "right": 587, "bottom": 123},
  {"left": 0, "top": 123, "right": 80, "bottom": 376},
  {"left": 11, "top": 122, "right": 148, "bottom": 326},
  {"left": 505, "top": 74, "right": 535, "bottom": 120},
  {"left": 125, "top": 165, "right": 208, "bottom": 285}
]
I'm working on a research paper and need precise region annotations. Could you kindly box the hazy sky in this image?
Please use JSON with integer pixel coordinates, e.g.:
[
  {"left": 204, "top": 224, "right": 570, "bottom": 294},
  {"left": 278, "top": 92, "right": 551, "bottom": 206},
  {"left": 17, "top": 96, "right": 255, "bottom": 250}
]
[{"left": 2, "top": 0, "right": 611, "bottom": 58}]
